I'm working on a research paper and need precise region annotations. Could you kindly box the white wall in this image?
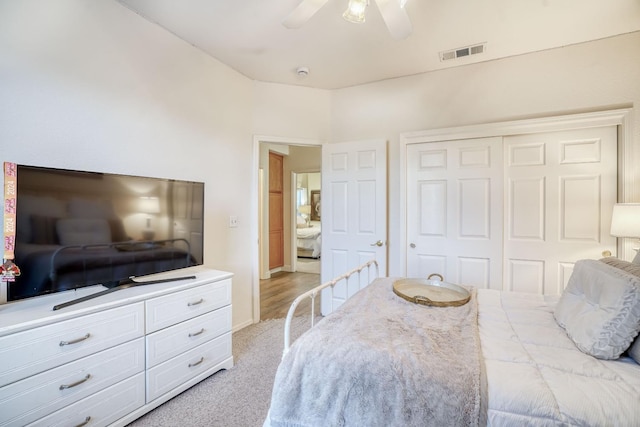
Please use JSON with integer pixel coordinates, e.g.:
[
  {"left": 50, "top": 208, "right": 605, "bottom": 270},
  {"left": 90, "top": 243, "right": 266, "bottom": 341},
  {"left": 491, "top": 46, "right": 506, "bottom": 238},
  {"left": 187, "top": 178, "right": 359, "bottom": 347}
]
[
  {"left": 0, "top": 0, "right": 259, "bottom": 327},
  {"left": 0, "top": 0, "right": 331, "bottom": 330},
  {"left": 330, "top": 31, "right": 640, "bottom": 276},
  {"left": 253, "top": 81, "right": 331, "bottom": 140}
]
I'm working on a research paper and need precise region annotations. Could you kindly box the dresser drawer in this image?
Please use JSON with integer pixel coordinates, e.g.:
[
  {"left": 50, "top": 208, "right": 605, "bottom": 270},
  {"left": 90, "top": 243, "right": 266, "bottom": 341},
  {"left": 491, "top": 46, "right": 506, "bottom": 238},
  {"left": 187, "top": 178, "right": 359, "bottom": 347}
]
[
  {"left": 0, "top": 338, "right": 144, "bottom": 427},
  {"left": 146, "top": 305, "right": 232, "bottom": 368},
  {"left": 26, "top": 373, "right": 145, "bottom": 427},
  {"left": 0, "top": 303, "right": 144, "bottom": 387},
  {"left": 146, "top": 332, "right": 232, "bottom": 402},
  {"left": 145, "top": 279, "right": 231, "bottom": 333}
]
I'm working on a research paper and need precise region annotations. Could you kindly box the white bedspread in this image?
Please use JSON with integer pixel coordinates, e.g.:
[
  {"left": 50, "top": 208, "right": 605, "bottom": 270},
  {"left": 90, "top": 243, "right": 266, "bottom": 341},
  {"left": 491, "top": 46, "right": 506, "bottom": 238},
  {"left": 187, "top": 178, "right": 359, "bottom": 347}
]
[
  {"left": 478, "top": 289, "right": 640, "bottom": 426},
  {"left": 296, "top": 226, "right": 321, "bottom": 239},
  {"left": 296, "top": 225, "right": 321, "bottom": 258}
]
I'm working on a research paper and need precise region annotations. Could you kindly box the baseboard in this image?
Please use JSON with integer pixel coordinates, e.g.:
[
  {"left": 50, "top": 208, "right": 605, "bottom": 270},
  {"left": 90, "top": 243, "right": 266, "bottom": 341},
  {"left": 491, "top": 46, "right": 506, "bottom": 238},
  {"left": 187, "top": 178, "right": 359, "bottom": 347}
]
[{"left": 233, "top": 318, "right": 255, "bottom": 332}]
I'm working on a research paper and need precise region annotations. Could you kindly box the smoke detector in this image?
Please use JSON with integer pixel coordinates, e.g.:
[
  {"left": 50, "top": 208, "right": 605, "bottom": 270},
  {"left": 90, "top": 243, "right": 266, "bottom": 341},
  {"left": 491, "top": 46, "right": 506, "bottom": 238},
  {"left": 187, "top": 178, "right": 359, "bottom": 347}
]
[{"left": 296, "top": 67, "right": 310, "bottom": 77}]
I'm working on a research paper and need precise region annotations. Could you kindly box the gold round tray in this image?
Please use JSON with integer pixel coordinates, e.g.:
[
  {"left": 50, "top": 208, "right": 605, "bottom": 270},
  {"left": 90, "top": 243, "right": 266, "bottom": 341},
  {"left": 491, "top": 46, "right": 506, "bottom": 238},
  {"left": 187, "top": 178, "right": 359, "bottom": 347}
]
[{"left": 393, "top": 274, "right": 470, "bottom": 307}]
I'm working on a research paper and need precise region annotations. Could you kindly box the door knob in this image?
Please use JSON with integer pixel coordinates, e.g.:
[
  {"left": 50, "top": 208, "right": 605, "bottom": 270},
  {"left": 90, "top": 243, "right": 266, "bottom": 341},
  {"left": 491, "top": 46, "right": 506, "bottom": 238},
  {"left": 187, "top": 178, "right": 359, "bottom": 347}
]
[
  {"left": 601, "top": 250, "right": 612, "bottom": 257},
  {"left": 409, "top": 243, "right": 416, "bottom": 248},
  {"left": 370, "top": 240, "right": 384, "bottom": 247}
]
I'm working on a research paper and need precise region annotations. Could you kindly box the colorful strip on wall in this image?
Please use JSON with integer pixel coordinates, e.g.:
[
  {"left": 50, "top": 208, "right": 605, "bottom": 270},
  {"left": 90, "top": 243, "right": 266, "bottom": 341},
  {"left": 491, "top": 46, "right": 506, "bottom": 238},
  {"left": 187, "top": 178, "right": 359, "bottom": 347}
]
[{"left": 2, "top": 162, "right": 20, "bottom": 282}]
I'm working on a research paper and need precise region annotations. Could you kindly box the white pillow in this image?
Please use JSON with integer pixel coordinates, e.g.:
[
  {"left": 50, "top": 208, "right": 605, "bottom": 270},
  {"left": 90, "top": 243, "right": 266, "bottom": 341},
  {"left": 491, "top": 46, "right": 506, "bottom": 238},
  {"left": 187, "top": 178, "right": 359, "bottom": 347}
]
[
  {"left": 296, "top": 216, "right": 308, "bottom": 228},
  {"left": 554, "top": 259, "right": 640, "bottom": 359},
  {"left": 56, "top": 218, "right": 112, "bottom": 246}
]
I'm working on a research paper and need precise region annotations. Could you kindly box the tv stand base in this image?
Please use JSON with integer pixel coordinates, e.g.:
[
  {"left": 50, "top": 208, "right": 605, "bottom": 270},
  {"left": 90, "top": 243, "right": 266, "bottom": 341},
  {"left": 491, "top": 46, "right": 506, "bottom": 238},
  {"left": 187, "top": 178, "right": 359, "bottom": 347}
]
[{"left": 52, "top": 275, "right": 197, "bottom": 311}]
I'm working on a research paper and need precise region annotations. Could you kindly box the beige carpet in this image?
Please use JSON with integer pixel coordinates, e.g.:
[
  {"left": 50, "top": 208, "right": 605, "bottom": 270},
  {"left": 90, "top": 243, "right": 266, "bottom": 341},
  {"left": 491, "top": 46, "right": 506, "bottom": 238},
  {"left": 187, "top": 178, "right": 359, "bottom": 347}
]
[{"left": 127, "top": 317, "right": 316, "bottom": 427}]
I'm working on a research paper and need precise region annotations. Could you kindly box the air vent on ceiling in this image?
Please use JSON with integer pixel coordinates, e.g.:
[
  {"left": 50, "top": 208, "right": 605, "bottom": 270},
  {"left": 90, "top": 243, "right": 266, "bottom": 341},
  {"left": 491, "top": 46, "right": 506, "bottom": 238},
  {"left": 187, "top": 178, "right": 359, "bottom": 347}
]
[{"left": 440, "top": 43, "right": 486, "bottom": 62}]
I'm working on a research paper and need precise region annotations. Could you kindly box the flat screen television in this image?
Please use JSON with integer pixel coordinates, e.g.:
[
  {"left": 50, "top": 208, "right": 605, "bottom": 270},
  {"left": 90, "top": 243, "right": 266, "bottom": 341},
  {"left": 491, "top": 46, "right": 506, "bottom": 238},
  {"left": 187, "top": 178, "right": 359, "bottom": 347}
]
[{"left": 7, "top": 164, "right": 204, "bottom": 303}]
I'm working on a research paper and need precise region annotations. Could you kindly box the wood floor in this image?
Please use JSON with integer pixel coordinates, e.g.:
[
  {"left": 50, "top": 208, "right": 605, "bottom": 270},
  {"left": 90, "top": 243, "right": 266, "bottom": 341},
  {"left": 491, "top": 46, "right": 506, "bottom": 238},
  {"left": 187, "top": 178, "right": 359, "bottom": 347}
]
[{"left": 260, "top": 271, "right": 321, "bottom": 320}]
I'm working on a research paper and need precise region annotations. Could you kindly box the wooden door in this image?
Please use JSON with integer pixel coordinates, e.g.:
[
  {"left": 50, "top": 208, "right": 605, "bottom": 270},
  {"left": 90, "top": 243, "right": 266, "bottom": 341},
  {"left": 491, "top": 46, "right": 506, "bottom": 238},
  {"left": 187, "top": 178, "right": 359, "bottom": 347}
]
[
  {"left": 321, "top": 139, "right": 387, "bottom": 314},
  {"left": 503, "top": 126, "right": 617, "bottom": 294},
  {"left": 406, "top": 137, "right": 504, "bottom": 289},
  {"left": 269, "top": 152, "right": 284, "bottom": 270}
]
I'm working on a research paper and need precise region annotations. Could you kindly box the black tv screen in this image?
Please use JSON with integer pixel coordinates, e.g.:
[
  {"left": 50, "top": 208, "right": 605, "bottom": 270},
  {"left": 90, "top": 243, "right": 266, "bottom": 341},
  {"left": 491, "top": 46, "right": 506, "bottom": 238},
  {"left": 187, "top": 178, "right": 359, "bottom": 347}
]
[{"left": 8, "top": 164, "right": 204, "bottom": 301}]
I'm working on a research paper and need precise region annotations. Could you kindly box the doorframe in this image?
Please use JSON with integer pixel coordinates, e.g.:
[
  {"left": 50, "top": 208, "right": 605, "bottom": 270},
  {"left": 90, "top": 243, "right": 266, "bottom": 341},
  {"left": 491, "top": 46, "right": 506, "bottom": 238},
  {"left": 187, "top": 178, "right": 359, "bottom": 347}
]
[
  {"left": 399, "top": 108, "right": 634, "bottom": 275},
  {"left": 251, "top": 135, "right": 324, "bottom": 323}
]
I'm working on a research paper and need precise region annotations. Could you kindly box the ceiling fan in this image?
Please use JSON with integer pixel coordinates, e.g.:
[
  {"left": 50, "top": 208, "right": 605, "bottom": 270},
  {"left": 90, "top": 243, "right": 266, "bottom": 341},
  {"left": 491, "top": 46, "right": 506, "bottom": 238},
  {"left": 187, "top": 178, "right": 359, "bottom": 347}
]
[{"left": 283, "top": 0, "right": 412, "bottom": 40}]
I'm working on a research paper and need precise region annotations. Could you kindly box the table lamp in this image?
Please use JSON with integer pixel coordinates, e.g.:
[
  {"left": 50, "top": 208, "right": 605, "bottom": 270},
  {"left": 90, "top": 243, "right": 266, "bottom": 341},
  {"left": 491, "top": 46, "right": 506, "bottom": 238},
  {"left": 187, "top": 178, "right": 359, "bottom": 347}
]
[
  {"left": 611, "top": 203, "right": 640, "bottom": 237},
  {"left": 299, "top": 204, "right": 311, "bottom": 226},
  {"left": 610, "top": 203, "right": 640, "bottom": 261}
]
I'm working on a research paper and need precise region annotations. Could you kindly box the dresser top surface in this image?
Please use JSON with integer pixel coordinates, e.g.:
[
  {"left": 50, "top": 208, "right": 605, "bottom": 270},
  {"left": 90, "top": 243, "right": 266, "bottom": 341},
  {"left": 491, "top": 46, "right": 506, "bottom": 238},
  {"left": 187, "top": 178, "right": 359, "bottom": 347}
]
[{"left": 0, "top": 266, "right": 232, "bottom": 336}]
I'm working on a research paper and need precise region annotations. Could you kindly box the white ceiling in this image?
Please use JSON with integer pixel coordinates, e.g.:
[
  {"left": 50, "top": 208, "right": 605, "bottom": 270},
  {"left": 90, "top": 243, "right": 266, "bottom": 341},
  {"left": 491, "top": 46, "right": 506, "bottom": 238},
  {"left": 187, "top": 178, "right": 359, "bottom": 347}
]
[{"left": 118, "top": 0, "right": 640, "bottom": 90}]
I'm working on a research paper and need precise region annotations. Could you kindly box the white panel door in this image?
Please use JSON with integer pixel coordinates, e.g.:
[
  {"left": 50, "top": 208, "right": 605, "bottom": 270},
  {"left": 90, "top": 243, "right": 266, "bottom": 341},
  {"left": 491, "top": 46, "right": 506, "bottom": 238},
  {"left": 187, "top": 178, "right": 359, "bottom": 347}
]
[
  {"left": 504, "top": 126, "right": 617, "bottom": 295},
  {"left": 321, "top": 140, "right": 387, "bottom": 315},
  {"left": 406, "top": 137, "right": 504, "bottom": 289}
]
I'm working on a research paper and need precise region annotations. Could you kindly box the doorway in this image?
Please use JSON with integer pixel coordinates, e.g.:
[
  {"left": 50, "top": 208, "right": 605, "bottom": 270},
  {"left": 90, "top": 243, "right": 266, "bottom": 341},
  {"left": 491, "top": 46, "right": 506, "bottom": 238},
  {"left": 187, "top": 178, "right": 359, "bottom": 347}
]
[
  {"left": 294, "top": 172, "right": 321, "bottom": 275},
  {"left": 254, "top": 137, "right": 322, "bottom": 322}
]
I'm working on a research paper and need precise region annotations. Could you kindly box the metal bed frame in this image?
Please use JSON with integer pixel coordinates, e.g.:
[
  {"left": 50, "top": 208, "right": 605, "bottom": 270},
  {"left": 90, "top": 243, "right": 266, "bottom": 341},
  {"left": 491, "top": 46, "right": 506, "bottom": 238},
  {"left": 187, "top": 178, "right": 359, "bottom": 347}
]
[{"left": 282, "top": 259, "right": 379, "bottom": 357}]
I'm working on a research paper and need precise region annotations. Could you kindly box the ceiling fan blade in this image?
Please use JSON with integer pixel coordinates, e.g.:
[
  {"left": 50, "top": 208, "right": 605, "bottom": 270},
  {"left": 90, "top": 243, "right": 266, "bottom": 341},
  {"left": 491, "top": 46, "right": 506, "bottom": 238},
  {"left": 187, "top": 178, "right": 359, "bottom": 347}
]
[
  {"left": 282, "top": 0, "right": 331, "bottom": 29},
  {"left": 374, "top": 0, "right": 412, "bottom": 40}
]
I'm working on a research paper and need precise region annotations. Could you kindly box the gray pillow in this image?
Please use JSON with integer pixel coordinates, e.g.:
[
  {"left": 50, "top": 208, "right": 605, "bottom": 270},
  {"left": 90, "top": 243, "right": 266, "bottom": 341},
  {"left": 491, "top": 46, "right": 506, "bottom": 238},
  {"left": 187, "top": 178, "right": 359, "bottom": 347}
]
[
  {"left": 16, "top": 195, "right": 66, "bottom": 243},
  {"left": 554, "top": 259, "right": 640, "bottom": 359},
  {"left": 628, "top": 338, "right": 640, "bottom": 364},
  {"left": 600, "top": 256, "right": 640, "bottom": 277}
]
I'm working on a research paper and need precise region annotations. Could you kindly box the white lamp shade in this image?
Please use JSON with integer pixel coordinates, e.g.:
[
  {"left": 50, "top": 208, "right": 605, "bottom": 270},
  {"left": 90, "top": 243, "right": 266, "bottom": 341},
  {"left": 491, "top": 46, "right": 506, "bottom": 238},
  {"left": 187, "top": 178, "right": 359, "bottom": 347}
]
[
  {"left": 610, "top": 203, "right": 640, "bottom": 237},
  {"left": 139, "top": 196, "right": 160, "bottom": 214},
  {"left": 299, "top": 205, "right": 311, "bottom": 215}
]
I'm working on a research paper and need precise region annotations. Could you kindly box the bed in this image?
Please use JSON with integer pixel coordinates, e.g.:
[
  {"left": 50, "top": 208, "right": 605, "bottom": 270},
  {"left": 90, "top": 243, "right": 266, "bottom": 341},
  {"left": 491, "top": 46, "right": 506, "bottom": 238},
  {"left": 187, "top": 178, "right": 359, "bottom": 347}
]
[
  {"left": 10, "top": 195, "right": 196, "bottom": 300},
  {"left": 10, "top": 240, "right": 195, "bottom": 300},
  {"left": 296, "top": 221, "right": 321, "bottom": 258},
  {"left": 264, "top": 258, "right": 640, "bottom": 426}
]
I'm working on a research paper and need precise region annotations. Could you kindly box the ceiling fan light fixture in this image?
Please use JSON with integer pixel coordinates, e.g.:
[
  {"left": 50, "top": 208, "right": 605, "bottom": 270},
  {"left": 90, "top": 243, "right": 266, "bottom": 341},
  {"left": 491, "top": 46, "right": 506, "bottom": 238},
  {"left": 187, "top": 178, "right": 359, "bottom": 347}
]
[{"left": 343, "top": 0, "right": 368, "bottom": 24}]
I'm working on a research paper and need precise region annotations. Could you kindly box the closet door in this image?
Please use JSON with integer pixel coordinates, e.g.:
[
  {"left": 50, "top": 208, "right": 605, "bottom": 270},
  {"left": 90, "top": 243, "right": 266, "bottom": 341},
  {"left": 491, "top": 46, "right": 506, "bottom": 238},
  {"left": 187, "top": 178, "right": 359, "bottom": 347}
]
[
  {"left": 504, "top": 126, "right": 617, "bottom": 295},
  {"left": 406, "top": 137, "right": 504, "bottom": 289},
  {"left": 406, "top": 128, "right": 617, "bottom": 295}
]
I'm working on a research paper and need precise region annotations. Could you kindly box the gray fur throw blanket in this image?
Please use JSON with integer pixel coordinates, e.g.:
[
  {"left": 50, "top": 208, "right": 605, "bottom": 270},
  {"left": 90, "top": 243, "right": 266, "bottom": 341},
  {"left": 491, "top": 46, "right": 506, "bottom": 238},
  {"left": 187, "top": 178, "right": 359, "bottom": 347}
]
[{"left": 267, "top": 277, "right": 486, "bottom": 427}]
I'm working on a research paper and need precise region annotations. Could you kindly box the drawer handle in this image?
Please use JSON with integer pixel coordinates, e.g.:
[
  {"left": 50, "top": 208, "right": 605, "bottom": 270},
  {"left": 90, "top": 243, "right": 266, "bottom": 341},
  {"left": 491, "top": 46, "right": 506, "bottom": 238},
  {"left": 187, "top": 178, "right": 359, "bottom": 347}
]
[
  {"left": 75, "top": 416, "right": 91, "bottom": 427},
  {"left": 59, "top": 333, "right": 91, "bottom": 347},
  {"left": 187, "top": 298, "right": 204, "bottom": 307},
  {"left": 188, "top": 357, "right": 204, "bottom": 368},
  {"left": 188, "top": 328, "right": 205, "bottom": 337},
  {"left": 60, "top": 373, "right": 91, "bottom": 390}
]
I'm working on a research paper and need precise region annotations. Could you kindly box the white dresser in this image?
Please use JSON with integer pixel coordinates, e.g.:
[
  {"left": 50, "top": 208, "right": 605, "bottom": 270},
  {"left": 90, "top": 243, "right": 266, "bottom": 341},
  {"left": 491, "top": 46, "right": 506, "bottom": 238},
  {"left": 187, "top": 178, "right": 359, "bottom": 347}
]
[{"left": 0, "top": 266, "right": 233, "bottom": 427}]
